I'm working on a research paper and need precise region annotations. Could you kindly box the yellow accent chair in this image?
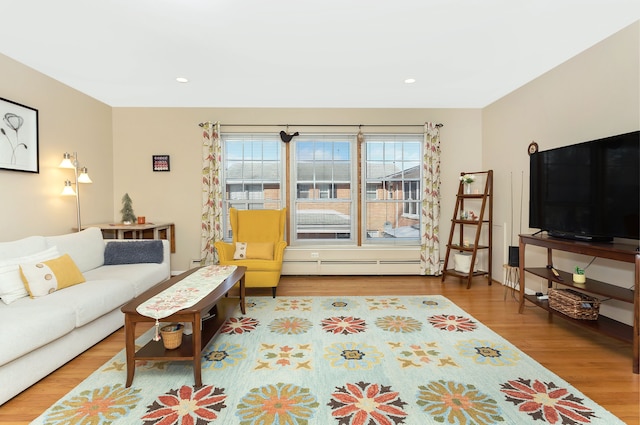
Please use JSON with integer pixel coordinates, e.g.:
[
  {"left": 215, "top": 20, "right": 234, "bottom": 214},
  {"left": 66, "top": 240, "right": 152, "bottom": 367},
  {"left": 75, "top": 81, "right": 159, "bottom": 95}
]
[{"left": 214, "top": 208, "right": 287, "bottom": 297}]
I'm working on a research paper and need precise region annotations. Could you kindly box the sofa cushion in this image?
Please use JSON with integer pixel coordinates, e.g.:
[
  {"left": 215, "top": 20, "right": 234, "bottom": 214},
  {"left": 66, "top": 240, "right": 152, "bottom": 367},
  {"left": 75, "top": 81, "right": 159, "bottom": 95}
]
[
  {"left": 0, "top": 298, "right": 75, "bottom": 366},
  {"left": 45, "top": 227, "right": 105, "bottom": 273},
  {"left": 0, "top": 236, "right": 46, "bottom": 259},
  {"left": 0, "top": 246, "right": 60, "bottom": 305},
  {"left": 83, "top": 263, "right": 169, "bottom": 297},
  {"left": 104, "top": 240, "right": 163, "bottom": 265},
  {"left": 20, "top": 254, "right": 86, "bottom": 298},
  {"left": 40, "top": 278, "right": 136, "bottom": 327}
]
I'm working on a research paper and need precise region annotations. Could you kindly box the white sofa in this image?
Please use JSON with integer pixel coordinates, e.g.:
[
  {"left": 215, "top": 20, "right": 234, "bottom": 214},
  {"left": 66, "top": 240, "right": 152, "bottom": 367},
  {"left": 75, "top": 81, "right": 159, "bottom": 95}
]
[{"left": 0, "top": 227, "right": 171, "bottom": 405}]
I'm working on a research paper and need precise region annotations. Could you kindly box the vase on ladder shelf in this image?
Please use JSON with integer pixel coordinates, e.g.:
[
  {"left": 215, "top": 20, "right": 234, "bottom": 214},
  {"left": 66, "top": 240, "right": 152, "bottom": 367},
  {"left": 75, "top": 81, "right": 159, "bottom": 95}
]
[{"left": 460, "top": 174, "right": 476, "bottom": 195}]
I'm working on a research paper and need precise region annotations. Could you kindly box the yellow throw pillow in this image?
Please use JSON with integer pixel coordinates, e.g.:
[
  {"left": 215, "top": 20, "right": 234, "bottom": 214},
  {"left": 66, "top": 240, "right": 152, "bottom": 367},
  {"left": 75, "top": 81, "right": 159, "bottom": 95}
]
[
  {"left": 233, "top": 242, "right": 274, "bottom": 260},
  {"left": 20, "top": 254, "right": 86, "bottom": 298},
  {"left": 247, "top": 242, "right": 274, "bottom": 260}
]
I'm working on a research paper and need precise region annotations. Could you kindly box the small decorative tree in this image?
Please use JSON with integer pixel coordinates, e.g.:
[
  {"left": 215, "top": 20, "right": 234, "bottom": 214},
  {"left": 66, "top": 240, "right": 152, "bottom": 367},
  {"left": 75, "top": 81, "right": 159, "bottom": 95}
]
[{"left": 120, "top": 193, "right": 136, "bottom": 224}]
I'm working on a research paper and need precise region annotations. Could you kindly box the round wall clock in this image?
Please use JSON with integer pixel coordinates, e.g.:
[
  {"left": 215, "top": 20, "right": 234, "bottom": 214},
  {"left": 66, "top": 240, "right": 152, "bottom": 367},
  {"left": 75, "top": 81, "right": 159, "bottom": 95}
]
[{"left": 528, "top": 141, "right": 539, "bottom": 155}]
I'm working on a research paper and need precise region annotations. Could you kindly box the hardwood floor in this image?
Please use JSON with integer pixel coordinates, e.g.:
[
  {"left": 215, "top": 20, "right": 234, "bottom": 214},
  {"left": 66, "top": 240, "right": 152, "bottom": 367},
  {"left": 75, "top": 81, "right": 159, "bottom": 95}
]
[{"left": 1, "top": 275, "right": 638, "bottom": 424}]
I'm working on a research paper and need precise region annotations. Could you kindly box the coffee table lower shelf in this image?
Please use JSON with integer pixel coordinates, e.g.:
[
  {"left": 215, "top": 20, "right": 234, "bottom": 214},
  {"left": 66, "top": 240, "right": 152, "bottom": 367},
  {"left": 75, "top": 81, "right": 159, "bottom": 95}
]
[{"left": 133, "top": 297, "right": 238, "bottom": 361}]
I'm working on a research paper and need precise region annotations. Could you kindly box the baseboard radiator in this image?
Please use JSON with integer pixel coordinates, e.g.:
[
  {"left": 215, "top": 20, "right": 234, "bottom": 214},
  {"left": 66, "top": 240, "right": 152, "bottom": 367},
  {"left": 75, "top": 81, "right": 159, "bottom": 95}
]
[{"left": 282, "top": 247, "right": 421, "bottom": 275}]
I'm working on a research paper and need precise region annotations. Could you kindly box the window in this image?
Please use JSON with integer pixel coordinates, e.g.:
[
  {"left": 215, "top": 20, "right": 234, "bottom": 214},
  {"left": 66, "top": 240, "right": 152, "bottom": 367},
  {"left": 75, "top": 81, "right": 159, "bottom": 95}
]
[
  {"left": 221, "top": 134, "right": 283, "bottom": 239},
  {"left": 220, "top": 132, "right": 423, "bottom": 246},
  {"left": 364, "top": 135, "right": 422, "bottom": 242},
  {"left": 292, "top": 136, "right": 354, "bottom": 242}
]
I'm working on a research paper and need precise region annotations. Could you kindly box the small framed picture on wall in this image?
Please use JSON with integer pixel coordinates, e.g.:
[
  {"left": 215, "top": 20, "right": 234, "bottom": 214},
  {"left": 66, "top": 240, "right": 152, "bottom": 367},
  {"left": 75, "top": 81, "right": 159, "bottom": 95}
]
[{"left": 152, "top": 155, "right": 170, "bottom": 172}]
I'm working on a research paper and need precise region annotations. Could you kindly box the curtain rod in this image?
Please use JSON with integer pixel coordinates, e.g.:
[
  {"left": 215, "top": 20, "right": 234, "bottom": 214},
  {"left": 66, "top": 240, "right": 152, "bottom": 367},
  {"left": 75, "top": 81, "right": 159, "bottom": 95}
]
[{"left": 199, "top": 122, "right": 443, "bottom": 128}]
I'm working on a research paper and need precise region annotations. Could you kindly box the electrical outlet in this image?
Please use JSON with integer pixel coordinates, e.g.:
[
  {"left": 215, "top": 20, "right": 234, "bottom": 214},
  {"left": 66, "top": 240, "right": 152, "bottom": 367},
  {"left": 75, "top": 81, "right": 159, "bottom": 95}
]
[{"left": 310, "top": 252, "right": 319, "bottom": 259}]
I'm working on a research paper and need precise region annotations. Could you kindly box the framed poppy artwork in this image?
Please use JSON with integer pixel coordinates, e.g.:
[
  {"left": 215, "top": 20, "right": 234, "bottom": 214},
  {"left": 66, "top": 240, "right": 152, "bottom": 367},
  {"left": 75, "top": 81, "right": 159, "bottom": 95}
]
[
  {"left": 0, "top": 97, "right": 39, "bottom": 173},
  {"left": 152, "top": 155, "right": 170, "bottom": 172}
]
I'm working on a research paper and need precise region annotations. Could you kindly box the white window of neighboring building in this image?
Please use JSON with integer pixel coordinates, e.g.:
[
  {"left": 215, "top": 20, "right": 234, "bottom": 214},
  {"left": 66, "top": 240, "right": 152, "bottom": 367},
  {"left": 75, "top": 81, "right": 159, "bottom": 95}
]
[
  {"left": 363, "top": 135, "right": 422, "bottom": 243},
  {"left": 403, "top": 180, "right": 420, "bottom": 218},
  {"left": 291, "top": 135, "right": 355, "bottom": 243}
]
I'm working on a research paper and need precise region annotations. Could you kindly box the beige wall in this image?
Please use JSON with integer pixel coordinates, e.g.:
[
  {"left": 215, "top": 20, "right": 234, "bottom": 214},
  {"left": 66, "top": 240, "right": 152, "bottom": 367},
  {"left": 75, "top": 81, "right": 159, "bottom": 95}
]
[
  {"left": 0, "top": 54, "right": 114, "bottom": 240},
  {"left": 111, "top": 108, "right": 482, "bottom": 271},
  {"left": 483, "top": 21, "right": 639, "bottom": 324}
]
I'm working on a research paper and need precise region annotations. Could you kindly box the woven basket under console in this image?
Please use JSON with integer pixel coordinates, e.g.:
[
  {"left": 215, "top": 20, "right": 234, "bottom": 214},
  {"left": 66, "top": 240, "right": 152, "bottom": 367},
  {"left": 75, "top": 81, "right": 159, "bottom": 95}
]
[{"left": 548, "top": 288, "right": 600, "bottom": 320}]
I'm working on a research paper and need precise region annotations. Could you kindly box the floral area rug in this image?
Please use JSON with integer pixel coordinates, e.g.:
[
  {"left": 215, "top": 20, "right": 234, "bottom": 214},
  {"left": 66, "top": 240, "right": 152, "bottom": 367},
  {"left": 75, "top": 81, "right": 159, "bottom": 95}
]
[{"left": 32, "top": 296, "right": 624, "bottom": 425}]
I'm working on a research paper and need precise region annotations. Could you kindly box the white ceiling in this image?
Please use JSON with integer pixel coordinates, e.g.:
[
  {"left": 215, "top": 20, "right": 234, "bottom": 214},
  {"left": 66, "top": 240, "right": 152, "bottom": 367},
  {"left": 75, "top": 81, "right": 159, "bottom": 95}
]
[{"left": 1, "top": 0, "right": 638, "bottom": 108}]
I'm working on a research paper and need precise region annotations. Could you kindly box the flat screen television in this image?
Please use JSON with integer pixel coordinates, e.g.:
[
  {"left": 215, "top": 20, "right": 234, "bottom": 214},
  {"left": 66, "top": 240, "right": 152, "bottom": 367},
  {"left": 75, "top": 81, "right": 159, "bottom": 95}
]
[{"left": 529, "top": 130, "right": 640, "bottom": 242}]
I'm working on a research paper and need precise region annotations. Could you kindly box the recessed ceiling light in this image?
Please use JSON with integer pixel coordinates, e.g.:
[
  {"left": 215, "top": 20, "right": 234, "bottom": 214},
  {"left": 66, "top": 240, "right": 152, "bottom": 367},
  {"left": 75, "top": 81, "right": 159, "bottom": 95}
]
[
  {"left": 404, "top": 78, "right": 416, "bottom": 84},
  {"left": 176, "top": 77, "right": 189, "bottom": 83}
]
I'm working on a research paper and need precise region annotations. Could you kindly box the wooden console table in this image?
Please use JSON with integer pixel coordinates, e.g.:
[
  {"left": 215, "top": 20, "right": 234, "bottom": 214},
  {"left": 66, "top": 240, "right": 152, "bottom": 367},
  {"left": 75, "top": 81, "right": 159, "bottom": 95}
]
[
  {"left": 84, "top": 222, "right": 175, "bottom": 253},
  {"left": 518, "top": 234, "right": 639, "bottom": 374}
]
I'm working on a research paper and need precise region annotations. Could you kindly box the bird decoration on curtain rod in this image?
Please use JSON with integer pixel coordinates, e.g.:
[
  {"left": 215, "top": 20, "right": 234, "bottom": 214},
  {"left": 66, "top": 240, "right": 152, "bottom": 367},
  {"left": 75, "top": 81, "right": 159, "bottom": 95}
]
[{"left": 279, "top": 125, "right": 299, "bottom": 143}]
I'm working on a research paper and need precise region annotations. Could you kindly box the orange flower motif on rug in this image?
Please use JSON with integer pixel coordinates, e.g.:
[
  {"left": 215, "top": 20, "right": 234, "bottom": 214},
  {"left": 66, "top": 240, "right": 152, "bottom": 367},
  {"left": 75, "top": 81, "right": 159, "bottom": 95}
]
[
  {"left": 328, "top": 381, "right": 408, "bottom": 425},
  {"left": 220, "top": 316, "right": 259, "bottom": 335},
  {"left": 428, "top": 314, "right": 478, "bottom": 332},
  {"left": 500, "top": 378, "right": 597, "bottom": 424},
  {"left": 142, "top": 385, "right": 227, "bottom": 424},
  {"left": 321, "top": 316, "right": 367, "bottom": 335}
]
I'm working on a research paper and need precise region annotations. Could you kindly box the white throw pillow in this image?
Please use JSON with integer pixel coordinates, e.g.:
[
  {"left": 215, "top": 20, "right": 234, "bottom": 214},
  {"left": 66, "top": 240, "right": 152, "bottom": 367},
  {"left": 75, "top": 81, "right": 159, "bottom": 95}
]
[
  {"left": 0, "top": 246, "right": 60, "bottom": 304},
  {"left": 233, "top": 242, "right": 248, "bottom": 260}
]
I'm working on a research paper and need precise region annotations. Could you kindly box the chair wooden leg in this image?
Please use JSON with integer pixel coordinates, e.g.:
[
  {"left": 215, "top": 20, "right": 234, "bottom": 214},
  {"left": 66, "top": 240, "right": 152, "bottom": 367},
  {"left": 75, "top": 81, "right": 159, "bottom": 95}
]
[{"left": 271, "top": 287, "right": 276, "bottom": 298}]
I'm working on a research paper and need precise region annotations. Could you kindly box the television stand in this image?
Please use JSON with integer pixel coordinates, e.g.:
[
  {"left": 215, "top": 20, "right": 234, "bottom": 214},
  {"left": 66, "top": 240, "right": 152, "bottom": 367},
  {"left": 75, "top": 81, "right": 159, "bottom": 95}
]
[{"left": 518, "top": 234, "right": 639, "bottom": 374}]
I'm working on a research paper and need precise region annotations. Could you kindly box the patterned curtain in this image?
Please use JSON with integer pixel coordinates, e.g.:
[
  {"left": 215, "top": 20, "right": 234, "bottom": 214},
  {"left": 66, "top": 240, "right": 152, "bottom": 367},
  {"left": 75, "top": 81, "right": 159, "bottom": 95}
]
[
  {"left": 200, "top": 121, "right": 223, "bottom": 265},
  {"left": 420, "top": 123, "right": 441, "bottom": 275}
]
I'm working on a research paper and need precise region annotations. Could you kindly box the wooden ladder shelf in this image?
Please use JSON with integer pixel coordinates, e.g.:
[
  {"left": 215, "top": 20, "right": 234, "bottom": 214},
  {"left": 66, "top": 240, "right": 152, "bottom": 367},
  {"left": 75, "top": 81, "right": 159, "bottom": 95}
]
[{"left": 441, "top": 170, "right": 493, "bottom": 288}]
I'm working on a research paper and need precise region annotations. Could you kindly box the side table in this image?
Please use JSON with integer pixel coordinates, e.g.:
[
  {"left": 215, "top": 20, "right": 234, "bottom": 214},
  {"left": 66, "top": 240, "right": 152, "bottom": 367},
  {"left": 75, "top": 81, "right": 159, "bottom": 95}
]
[{"left": 83, "top": 222, "right": 175, "bottom": 253}]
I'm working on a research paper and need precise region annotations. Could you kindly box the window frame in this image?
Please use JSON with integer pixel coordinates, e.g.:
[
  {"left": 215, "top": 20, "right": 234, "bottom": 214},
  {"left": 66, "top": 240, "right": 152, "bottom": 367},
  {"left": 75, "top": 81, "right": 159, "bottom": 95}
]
[
  {"left": 362, "top": 134, "right": 423, "bottom": 245},
  {"left": 290, "top": 134, "right": 357, "bottom": 245},
  {"left": 220, "top": 133, "right": 285, "bottom": 240}
]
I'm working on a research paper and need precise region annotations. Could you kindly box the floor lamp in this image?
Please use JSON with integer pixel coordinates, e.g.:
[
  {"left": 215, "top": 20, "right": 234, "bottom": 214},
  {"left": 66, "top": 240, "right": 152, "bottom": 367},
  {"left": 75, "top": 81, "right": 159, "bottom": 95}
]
[{"left": 60, "top": 152, "right": 92, "bottom": 232}]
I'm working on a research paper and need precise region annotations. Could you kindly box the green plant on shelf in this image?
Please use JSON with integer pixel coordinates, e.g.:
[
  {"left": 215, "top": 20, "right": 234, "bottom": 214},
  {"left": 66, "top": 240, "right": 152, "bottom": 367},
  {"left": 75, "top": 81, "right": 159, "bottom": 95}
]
[
  {"left": 574, "top": 267, "right": 585, "bottom": 275},
  {"left": 459, "top": 174, "right": 476, "bottom": 184}
]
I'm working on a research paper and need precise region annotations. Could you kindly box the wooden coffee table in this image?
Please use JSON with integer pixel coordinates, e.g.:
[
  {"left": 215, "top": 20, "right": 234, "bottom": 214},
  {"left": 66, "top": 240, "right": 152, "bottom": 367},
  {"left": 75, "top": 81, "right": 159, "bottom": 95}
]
[{"left": 121, "top": 266, "right": 246, "bottom": 387}]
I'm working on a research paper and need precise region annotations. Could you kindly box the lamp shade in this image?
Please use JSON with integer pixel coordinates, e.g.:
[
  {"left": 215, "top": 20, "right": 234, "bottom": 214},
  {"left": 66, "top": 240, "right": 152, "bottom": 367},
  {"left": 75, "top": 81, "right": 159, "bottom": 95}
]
[
  {"left": 61, "top": 180, "right": 76, "bottom": 196},
  {"left": 77, "top": 167, "right": 92, "bottom": 183},
  {"left": 59, "top": 152, "right": 75, "bottom": 169}
]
